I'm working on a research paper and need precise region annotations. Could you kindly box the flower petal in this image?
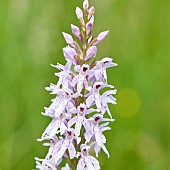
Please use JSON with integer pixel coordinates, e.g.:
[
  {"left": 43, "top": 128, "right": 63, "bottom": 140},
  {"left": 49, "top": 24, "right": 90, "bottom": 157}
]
[
  {"left": 75, "top": 122, "right": 82, "bottom": 136},
  {"left": 86, "top": 94, "right": 94, "bottom": 108},
  {"left": 68, "top": 143, "right": 76, "bottom": 159},
  {"left": 90, "top": 156, "right": 100, "bottom": 169}
]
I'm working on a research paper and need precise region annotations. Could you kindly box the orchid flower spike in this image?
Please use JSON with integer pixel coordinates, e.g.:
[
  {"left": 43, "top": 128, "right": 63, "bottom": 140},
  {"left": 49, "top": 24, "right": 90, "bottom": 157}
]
[{"left": 35, "top": 0, "right": 118, "bottom": 169}]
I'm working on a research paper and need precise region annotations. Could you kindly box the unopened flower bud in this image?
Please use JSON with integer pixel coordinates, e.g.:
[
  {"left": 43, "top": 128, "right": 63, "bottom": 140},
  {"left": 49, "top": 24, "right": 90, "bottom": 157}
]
[
  {"left": 76, "top": 7, "right": 83, "bottom": 19},
  {"left": 71, "top": 24, "right": 81, "bottom": 40},
  {"left": 93, "top": 30, "right": 109, "bottom": 45},
  {"left": 83, "top": 0, "right": 89, "bottom": 10},
  {"left": 86, "top": 15, "right": 94, "bottom": 35},
  {"left": 89, "top": 6, "right": 95, "bottom": 15},
  {"left": 84, "top": 46, "right": 97, "bottom": 61},
  {"left": 62, "top": 32, "right": 76, "bottom": 49}
]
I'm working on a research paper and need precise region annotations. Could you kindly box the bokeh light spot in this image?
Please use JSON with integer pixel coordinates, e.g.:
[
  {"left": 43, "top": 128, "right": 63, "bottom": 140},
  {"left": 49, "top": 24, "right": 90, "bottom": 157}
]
[{"left": 115, "top": 88, "right": 141, "bottom": 117}]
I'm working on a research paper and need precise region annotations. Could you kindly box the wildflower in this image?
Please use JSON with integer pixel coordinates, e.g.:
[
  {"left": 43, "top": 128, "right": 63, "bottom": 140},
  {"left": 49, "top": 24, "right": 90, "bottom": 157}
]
[
  {"left": 90, "top": 57, "right": 118, "bottom": 83},
  {"left": 77, "top": 145, "right": 100, "bottom": 170},
  {"left": 45, "top": 88, "right": 81, "bottom": 117},
  {"left": 37, "top": 136, "right": 59, "bottom": 158},
  {"left": 85, "top": 114, "right": 113, "bottom": 143},
  {"left": 72, "top": 64, "right": 90, "bottom": 93},
  {"left": 41, "top": 112, "right": 67, "bottom": 138},
  {"left": 85, "top": 81, "right": 115, "bottom": 110},
  {"left": 68, "top": 103, "right": 95, "bottom": 137},
  {"left": 35, "top": 0, "right": 118, "bottom": 169},
  {"left": 53, "top": 129, "right": 76, "bottom": 163}
]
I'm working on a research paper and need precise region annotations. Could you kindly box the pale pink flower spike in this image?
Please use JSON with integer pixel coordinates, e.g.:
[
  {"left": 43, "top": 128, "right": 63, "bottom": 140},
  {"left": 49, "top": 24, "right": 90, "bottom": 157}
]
[{"left": 35, "top": 0, "right": 117, "bottom": 169}]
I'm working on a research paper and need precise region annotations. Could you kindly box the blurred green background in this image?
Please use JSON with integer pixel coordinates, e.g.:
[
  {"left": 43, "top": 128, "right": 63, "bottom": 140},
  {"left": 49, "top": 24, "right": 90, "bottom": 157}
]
[{"left": 0, "top": 0, "right": 170, "bottom": 169}]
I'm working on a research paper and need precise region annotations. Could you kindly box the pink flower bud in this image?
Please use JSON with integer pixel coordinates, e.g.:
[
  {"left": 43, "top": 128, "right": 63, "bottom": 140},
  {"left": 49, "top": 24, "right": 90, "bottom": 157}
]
[
  {"left": 62, "top": 32, "right": 76, "bottom": 49},
  {"left": 62, "top": 32, "right": 74, "bottom": 44},
  {"left": 71, "top": 24, "right": 81, "bottom": 40},
  {"left": 75, "top": 7, "right": 83, "bottom": 19},
  {"left": 93, "top": 30, "right": 109, "bottom": 45},
  {"left": 84, "top": 46, "right": 97, "bottom": 61},
  {"left": 89, "top": 6, "right": 95, "bottom": 15},
  {"left": 86, "top": 16, "right": 94, "bottom": 35},
  {"left": 83, "top": 0, "right": 89, "bottom": 10}
]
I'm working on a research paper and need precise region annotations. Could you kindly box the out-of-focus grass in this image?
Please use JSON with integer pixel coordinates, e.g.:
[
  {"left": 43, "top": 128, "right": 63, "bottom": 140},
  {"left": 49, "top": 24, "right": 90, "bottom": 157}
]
[{"left": 0, "top": 0, "right": 169, "bottom": 169}]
